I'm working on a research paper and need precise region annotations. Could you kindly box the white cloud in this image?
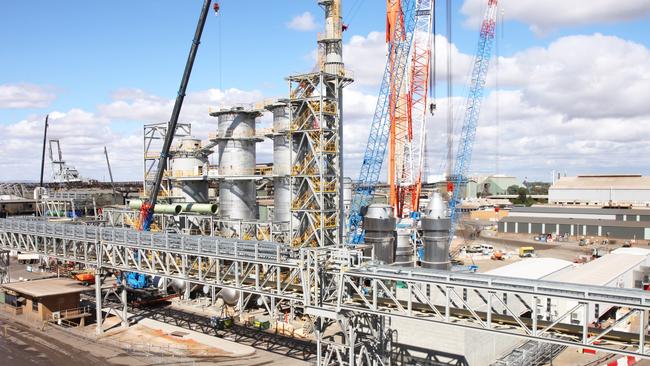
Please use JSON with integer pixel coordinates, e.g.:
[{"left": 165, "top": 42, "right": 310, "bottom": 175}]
[
  {"left": 3, "top": 31, "right": 649, "bottom": 182},
  {"left": 340, "top": 32, "right": 650, "bottom": 181},
  {"left": 0, "top": 109, "right": 142, "bottom": 181},
  {"left": 461, "top": 0, "right": 650, "bottom": 35},
  {"left": 492, "top": 34, "right": 650, "bottom": 119},
  {"left": 343, "top": 32, "right": 473, "bottom": 91},
  {"left": 286, "top": 11, "right": 319, "bottom": 31},
  {"left": 0, "top": 83, "right": 57, "bottom": 109},
  {"left": 98, "top": 87, "right": 263, "bottom": 126}
]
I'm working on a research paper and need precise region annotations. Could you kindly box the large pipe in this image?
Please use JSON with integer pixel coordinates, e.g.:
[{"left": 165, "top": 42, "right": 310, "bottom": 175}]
[
  {"left": 178, "top": 203, "right": 217, "bottom": 214},
  {"left": 129, "top": 200, "right": 182, "bottom": 215}
]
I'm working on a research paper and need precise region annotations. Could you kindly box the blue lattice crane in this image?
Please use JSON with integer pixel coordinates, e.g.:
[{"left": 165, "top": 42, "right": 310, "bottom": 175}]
[
  {"left": 347, "top": 0, "right": 417, "bottom": 244},
  {"left": 448, "top": 0, "right": 498, "bottom": 245}
]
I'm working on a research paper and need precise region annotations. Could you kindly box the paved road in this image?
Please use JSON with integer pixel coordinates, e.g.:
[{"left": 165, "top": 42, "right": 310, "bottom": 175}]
[{"left": 0, "top": 316, "right": 109, "bottom": 366}]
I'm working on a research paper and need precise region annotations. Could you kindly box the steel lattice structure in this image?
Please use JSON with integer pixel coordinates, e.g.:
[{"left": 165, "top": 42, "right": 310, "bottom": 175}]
[
  {"left": 289, "top": 72, "right": 350, "bottom": 248},
  {"left": 449, "top": 0, "right": 498, "bottom": 244},
  {"left": 2, "top": 217, "right": 650, "bottom": 364},
  {"left": 393, "top": 0, "right": 434, "bottom": 217},
  {"left": 142, "top": 122, "right": 192, "bottom": 198}
]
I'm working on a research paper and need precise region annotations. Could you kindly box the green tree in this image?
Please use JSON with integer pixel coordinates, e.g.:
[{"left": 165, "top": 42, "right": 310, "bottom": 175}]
[{"left": 506, "top": 185, "right": 520, "bottom": 195}]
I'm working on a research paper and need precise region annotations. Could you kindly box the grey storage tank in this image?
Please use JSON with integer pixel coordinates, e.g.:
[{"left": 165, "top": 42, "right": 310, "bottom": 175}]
[
  {"left": 395, "top": 227, "right": 413, "bottom": 266},
  {"left": 364, "top": 204, "right": 397, "bottom": 264},
  {"left": 265, "top": 101, "right": 294, "bottom": 232},
  {"left": 210, "top": 107, "right": 262, "bottom": 221},
  {"left": 170, "top": 138, "right": 210, "bottom": 203},
  {"left": 420, "top": 192, "right": 451, "bottom": 270}
]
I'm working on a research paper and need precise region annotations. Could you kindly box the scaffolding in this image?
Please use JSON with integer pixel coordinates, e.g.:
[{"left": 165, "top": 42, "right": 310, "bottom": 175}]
[
  {"left": 143, "top": 122, "right": 191, "bottom": 199},
  {"left": 289, "top": 72, "right": 350, "bottom": 248}
]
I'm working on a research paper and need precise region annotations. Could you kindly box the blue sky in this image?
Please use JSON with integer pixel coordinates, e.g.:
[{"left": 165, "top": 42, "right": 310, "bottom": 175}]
[{"left": 1, "top": 0, "right": 650, "bottom": 181}]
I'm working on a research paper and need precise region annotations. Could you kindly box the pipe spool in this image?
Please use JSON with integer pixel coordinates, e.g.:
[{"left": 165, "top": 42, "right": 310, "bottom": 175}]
[
  {"left": 178, "top": 203, "right": 218, "bottom": 214},
  {"left": 129, "top": 200, "right": 182, "bottom": 215}
]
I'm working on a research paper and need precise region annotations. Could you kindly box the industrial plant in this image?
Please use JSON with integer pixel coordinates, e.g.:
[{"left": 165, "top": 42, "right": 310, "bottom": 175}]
[{"left": 1, "top": 1, "right": 650, "bottom": 366}]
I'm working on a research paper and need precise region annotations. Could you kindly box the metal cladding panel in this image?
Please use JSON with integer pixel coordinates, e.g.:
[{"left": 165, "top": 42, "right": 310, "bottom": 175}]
[
  {"left": 178, "top": 181, "right": 209, "bottom": 203},
  {"left": 394, "top": 229, "right": 413, "bottom": 265},
  {"left": 363, "top": 217, "right": 396, "bottom": 231},
  {"left": 549, "top": 188, "right": 650, "bottom": 204},
  {"left": 171, "top": 157, "right": 203, "bottom": 173},
  {"left": 219, "top": 181, "right": 257, "bottom": 220},
  {"left": 601, "top": 226, "right": 646, "bottom": 240},
  {"left": 217, "top": 111, "right": 256, "bottom": 138},
  {"left": 421, "top": 217, "right": 451, "bottom": 270},
  {"left": 498, "top": 221, "right": 506, "bottom": 232},
  {"left": 558, "top": 224, "right": 572, "bottom": 235},
  {"left": 217, "top": 140, "right": 255, "bottom": 176},
  {"left": 178, "top": 138, "right": 201, "bottom": 151},
  {"left": 343, "top": 179, "right": 352, "bottom": 204},
  {"left": 586, "top": 225, "right": 600, "bottom": 236},
  {"left": 269, "top": 104, "right": 290, "bottom": 132},
  {"left": 273, "top": 135, "right": 291, "bottom": 176},
  {"left": 364, "top": 217, "right": 397, "bottom": 264},
  {"left": 530, "top": 223, "right": 543, "bottom": 233},
  {"left": 273, "top": 177, "right": 292, "bottom": 223}
]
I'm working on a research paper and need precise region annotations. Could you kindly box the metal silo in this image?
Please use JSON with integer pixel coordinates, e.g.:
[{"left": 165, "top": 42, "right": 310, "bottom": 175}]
[
  {"left": 343, "top": 177, "right": 352, "bottom": 217},
  {"left": 420, "top": 192, "right": 451, "bottom": 270},
  {"left": 170, "top": 138, "right": 210, "bottom": 203},
  {"left": 395, "top": 227, "right": 413, "bottom": 266},
  {"left": 266, "top": 102, "right": 293, "bottom": 233},
  {"left": 210, "top": 107, "right": 261, "bottom": 221},
  {"left": 364, "top": 204, "right": 397, "bottom": 264}
]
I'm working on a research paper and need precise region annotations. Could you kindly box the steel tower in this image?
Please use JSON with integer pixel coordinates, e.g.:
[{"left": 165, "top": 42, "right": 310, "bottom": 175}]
[{"left": 289, "top": 0, "right": 352, "bottom": 247}]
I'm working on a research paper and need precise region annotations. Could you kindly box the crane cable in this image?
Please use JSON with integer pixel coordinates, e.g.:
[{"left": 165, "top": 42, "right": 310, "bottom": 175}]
[
  {"left": 345, "top": 0, "right": 366, "bottom": 25},
  {"left": 445, "top": 0, "right": 453, "bottom": 178}
]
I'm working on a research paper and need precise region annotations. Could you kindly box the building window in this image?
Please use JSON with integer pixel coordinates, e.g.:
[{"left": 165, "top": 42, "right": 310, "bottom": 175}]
[{"left": 32, "top": 299, "right": 39, "bottom": 312}]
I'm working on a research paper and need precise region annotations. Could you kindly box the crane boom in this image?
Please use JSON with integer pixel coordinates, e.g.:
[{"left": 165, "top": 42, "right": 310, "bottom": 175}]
[
  {"left": 396, "top": 0, "right": 434, "bottom": 217},
  {"left": 139, "top": 0, "right": 215, "bottom": 231},
  {"left": 348, "top": 0, "right": 417, "bottom": 243},
  {"left": 448, "top": 0, "right": 498, "bottom": 244}
]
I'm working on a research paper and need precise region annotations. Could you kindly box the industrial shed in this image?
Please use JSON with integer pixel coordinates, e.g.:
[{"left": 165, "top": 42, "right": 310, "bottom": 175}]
[
  {"left": 1, "top": 278, "right": 89, "bottom": 322},
  {"left": 549, "top": 174, "right": 650, "bottom": 206},
  {"left": 498, "top": 206, "right": 650, "bottom": 240},
  {"left": 543, "top": 252, "right": 650, "bottom": 325}
]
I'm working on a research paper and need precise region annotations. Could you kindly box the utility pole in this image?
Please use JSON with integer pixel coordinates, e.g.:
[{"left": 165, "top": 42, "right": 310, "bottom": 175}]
[{"left": 39, "top": 115, "right": 49, "bottom": 187}]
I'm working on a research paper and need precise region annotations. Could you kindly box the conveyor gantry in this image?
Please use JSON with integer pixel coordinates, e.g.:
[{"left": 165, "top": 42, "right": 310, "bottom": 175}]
[{"left": 1, "top": 217, "right": 650, "bottom": 363}]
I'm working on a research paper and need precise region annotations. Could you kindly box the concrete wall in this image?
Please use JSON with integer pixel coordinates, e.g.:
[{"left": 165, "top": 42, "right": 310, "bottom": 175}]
[{"left": 391, "top": 317, "right": 519, "bottom": 366}]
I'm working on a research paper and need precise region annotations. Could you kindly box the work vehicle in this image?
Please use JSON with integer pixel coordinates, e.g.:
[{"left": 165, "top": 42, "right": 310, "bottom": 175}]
[{"left": 519, "top": 246, "right": 535, "bottom": 257}]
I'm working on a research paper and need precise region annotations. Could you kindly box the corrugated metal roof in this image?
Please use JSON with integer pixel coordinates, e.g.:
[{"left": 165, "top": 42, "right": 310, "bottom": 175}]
[
  {"left": 510, "top": 206, "right": 650, "bottom": 215},
  {"left": 486, "top": 258, "right": 573, "bottom": 280},
  {"left": 545, "top": 254, "right": 647, "bottom": 286},
  {"left": 611, "top": 247, "right": 650, "bottom": 256},
  {"left": 501, "top": 216, "right": 650, "bottom": 227},
  {"left": 1, "top": 278, "right": 87, "bottom": 298},
  {"left": 550, "top": 176, "right": 650, "bottom": 190}
]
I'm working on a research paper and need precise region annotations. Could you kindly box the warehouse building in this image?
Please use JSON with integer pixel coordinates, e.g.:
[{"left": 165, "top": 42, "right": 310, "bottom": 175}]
[
  {"left": 498, "top": 206, "right": 650, "bottom": 240},
  {"left": 549, "top": 174, "right": 650, "bottom": 206}
]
